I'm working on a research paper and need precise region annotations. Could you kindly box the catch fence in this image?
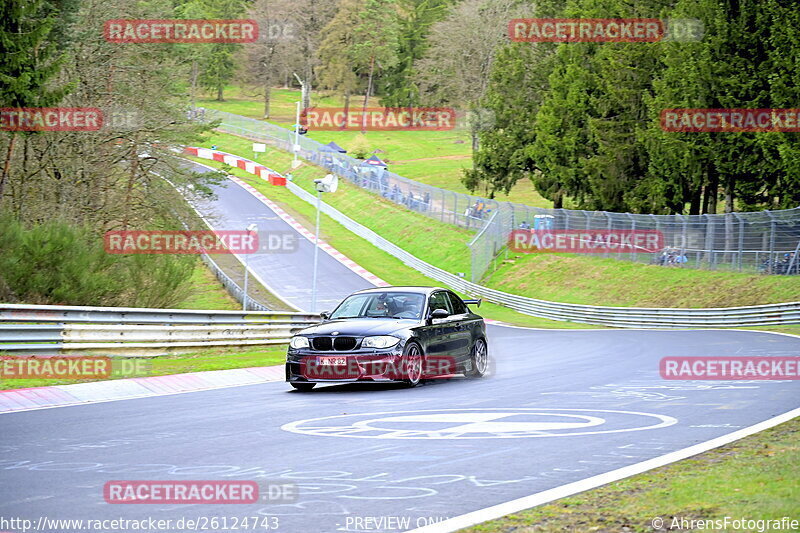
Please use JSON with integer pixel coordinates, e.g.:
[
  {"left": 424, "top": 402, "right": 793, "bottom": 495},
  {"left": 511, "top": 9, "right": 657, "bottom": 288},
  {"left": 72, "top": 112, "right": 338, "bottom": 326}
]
[{"left": 199, "top": 108, "right": 800, "bottom": 281}]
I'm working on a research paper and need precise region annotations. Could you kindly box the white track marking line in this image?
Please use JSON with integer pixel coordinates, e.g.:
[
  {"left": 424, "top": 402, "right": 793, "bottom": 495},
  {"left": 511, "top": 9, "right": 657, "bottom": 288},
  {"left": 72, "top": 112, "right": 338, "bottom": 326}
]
[{"left": 407, "top": 406, "right": 800, "bottom": 533}]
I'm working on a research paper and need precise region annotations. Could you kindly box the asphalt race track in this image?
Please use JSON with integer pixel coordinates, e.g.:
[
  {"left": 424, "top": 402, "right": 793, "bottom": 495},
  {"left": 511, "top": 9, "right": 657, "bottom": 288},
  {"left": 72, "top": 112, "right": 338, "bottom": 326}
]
[
  {"left": 184, "top": 160, "right": 374, "bottom": 312},
  {"left": 3, "top": 166, "right": 797, "bottom": 532},
  {"left": 2, "top": 327, "right": 799, "bottom": 532}
]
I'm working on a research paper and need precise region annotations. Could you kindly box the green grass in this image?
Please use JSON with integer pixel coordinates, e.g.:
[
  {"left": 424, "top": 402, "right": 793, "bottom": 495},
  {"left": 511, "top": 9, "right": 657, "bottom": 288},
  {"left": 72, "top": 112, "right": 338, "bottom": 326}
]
[
  {"left": 186, "top": 139, "right": 597, "bottom": 330},
  {"left": 198, "top": 85, "right": 553, "bottom": 208},
  {"left": 747, "top": 325, "right": 800, "bottom": 337},
  {"left": 0, "top": 345, "right": 288, "bottom": 390},
  {"left": 200, "top": 130, "right": 475, "bottom": 275},
  {"left": 486, "top": 252, "right": 800, "bottom": 308},
  {"left": 177, "top": 259, "right": 240, "bottom": 310},
  {"left": 464, "top": 416, "right": 800, "bottom": 533},
  {"left": 192, "top": 130, "right": 800, "bottom": 319}
]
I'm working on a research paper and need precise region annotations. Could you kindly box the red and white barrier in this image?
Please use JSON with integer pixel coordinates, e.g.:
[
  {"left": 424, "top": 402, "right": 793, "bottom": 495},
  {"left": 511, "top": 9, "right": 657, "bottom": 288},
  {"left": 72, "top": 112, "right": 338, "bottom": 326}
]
[
  {"left": 183, "top": 146, "right": 287, "bottom": 186},
  {"left": 183, "top": 146, "right": 387, "bottom": 287}
]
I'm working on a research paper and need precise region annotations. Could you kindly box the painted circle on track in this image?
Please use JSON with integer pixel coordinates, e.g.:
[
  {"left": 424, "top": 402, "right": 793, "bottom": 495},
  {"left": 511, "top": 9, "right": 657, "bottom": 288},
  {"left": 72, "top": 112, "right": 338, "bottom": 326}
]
[{"left": 280, "top": 408, "right": 677, "bottom": 439}]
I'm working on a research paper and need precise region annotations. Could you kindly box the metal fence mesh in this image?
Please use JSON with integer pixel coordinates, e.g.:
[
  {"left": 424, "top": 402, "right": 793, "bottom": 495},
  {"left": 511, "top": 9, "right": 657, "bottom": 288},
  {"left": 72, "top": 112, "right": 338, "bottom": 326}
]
[
  {"left": 203, "top": 108, "right": 498, "bottom": 231},
  {"left": 200, "top": 108, "right": 800, "bottom": 281}
]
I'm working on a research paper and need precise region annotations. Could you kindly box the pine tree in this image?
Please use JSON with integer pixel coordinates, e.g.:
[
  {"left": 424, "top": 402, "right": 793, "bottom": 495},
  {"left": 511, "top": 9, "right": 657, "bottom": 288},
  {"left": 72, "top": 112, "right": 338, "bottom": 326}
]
[
  {"left": 0, "top": 0, "right": 70, "bottom": 204},
  {"left": 379, "top": 0, "right": 451, "bottom": 107}
]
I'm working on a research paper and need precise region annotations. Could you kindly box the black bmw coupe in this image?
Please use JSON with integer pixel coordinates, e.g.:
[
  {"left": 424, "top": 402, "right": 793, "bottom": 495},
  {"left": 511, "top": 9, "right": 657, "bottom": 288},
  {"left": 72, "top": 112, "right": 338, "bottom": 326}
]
[{"left": 285, "top": 286, "right": 488, "bottom": 391}]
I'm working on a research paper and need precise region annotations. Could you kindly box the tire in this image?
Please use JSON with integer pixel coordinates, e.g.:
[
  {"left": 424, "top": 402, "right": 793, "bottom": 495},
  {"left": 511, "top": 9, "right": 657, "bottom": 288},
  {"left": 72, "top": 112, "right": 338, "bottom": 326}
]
[
  {"left": 401, "top": 342, "right": 424, "bottom": 387},
  {"left": 290, "top": 382, "right": 316, "bottom": 392},
  {"left": 465, "top": 338, "right": 488, "bottom": 378}
]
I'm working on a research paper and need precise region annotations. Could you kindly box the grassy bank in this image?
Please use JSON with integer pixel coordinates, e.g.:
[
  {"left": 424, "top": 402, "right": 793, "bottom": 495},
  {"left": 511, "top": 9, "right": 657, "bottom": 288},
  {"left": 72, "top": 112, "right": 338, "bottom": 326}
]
[
  {"left": 486, "top": 253, "right": 800, "bottom": 308},
  {"left": 193, "top": 131, "right": 800, "bottom": 316},
  {"left": 198, "top": 86, "right": 553, "bottom": 208},
  {"left": 465, "top": 416, "right": 800, "bottom": 533},
  {"left": 177, "top": 259, "right": 240, "bottom": 310},
  {"left": 185, "top": 142, "right": 596, "bottom": 330}
]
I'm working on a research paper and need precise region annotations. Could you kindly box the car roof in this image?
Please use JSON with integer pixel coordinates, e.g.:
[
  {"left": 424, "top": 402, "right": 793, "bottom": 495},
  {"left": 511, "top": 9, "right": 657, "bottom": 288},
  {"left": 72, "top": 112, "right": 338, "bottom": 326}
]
[{"left": 351, "top": 286, "right": 446, "bottom": 296}]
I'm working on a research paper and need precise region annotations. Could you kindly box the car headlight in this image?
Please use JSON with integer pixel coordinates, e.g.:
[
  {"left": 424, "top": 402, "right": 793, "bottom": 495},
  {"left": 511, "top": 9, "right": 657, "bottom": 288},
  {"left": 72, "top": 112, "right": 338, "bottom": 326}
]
[
  {"left": 362, "top": 335, "right": 401, "bottom": 349},
  {"left": 290, "top": 336, "right": 309, "bottom": 349}
]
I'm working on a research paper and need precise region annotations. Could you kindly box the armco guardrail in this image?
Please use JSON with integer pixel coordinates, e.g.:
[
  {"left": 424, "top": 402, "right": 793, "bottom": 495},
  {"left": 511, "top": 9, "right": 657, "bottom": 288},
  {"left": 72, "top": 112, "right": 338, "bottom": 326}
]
[
  {"left": 0, "top": 304, "right": 320, "bottom": 356},
  {"left": 286, "top": 181, "right": 800, "bottom": 328}
]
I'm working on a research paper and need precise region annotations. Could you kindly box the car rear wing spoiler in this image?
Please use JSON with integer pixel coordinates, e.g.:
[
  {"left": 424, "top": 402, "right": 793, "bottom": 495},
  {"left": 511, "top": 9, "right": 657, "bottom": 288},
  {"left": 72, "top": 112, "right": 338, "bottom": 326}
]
[{"left": 463, "top": 298, "right": 482, "bottom": 307}]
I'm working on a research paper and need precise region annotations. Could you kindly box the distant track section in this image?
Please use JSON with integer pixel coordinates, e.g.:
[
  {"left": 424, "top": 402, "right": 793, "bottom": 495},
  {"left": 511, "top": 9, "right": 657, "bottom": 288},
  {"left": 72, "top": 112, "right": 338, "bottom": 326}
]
[{"left": 186, "top": 148, "right": 800, "bottom": 328}]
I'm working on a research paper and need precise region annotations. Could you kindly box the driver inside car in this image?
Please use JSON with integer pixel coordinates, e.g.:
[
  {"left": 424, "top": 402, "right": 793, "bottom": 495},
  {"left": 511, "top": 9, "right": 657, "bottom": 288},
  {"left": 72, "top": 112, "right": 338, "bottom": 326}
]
[{"left": 403, "top": 298, "right": 422, "bottom": 318}]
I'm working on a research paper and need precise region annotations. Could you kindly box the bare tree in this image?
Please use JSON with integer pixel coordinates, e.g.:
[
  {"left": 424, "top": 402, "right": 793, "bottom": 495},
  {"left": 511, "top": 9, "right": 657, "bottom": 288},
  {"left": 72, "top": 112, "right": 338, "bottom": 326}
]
[
  {"left": 288, "top": 0, "right": 337, "bottom": 109},
  {"left": 241, "top": 0, "right": 298, "bottom": 118},
  {"left": 415, "top": 0, "right": 530, "bottom": 149},
  {"left": 1, "top": 0, "right": 215, "bottom": 228}
]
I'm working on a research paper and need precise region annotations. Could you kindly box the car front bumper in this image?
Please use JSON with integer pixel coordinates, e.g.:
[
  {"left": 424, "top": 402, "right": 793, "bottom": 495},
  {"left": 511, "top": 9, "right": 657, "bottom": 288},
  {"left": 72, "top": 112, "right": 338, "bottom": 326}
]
[{"left": 286, "top": 346, "right": 408, "bottom": 383}]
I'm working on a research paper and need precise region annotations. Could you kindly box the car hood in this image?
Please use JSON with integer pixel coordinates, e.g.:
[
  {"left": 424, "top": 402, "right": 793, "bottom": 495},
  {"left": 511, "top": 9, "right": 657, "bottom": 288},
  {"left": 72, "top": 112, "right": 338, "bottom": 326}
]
[{"left": 299, "top": 318, "right": 418, "bottom": 336}]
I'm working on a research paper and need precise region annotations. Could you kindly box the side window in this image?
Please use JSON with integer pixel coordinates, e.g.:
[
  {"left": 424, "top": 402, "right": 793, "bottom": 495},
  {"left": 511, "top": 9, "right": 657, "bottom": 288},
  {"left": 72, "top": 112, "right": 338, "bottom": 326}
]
[
  {"left": 446, "top": 292, "right": 468, "bottom": 315},
  {"left": 428, "top": 291, "right": 452, "bottom": 314}
]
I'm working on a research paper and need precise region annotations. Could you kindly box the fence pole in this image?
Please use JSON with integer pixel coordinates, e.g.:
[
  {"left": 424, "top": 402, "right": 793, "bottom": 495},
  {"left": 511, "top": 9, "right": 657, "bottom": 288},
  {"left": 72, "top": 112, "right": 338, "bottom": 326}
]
[
  {"left": 734, "top": 212, "right": 744, "bottom": 271},
  {"left": 627, "top": 213, "right": 637, "bottom": 263},
  {"left": 767, "top": 211, "right": 776, "bottom": 273}
]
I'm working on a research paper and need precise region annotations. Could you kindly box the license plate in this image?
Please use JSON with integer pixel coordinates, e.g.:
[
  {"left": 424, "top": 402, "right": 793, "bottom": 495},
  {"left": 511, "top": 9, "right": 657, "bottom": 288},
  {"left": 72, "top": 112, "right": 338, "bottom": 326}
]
[{"left": 318, "top": 357, "right": 347, "bottom": 366}]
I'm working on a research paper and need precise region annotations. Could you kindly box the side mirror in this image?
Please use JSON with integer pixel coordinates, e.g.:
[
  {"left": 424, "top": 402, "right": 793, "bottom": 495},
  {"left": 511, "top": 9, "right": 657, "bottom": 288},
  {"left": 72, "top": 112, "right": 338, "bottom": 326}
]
[
  {"left": 430, "top": 308, "right": 449, "bottom": 320},
  {"left": 320, "top": 311, "right": 330, "bottom": 320}
]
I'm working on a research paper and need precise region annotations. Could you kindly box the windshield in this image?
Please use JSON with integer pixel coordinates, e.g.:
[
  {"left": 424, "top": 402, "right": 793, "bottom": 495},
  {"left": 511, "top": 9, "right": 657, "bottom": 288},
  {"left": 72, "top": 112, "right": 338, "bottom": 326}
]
[{"left": 330, "top": 292, "right": 426, "bottom": 320}]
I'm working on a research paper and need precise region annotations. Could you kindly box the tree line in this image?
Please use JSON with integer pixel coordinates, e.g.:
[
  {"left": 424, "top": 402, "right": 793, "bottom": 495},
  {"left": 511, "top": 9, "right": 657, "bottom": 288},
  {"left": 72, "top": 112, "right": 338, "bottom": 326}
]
[
  {"left": 0, "top": 0, "right": 223, "bottom": 305},
  {"left": 464, "top": 0, "right": 800, "bottom": 214},
  {"left": 229, "top": 0, "right": 800, "bottom": 215},
  {"left": 2, "top": 0, "right": 797, "bottom": 235}
]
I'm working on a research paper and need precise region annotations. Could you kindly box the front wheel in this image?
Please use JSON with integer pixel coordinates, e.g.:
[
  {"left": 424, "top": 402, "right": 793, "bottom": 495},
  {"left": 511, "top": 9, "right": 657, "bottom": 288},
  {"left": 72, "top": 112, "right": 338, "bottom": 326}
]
[
  {"left": 290, "top": 382, "right": 316, "bottom": 392},
  {"left": 465, "top": 338, "right": 488, "bottom": 378},
  {"left": 401, "top": 342, "right": 424, "bottom": 387}
]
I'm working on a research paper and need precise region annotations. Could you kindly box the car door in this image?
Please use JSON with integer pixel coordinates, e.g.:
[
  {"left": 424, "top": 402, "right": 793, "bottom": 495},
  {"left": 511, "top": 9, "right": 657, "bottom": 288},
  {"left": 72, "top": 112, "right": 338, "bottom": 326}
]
[
  {"left": 444, "top": 291, "right": 473, "bottom": 364},
  {"left": 420, "top": 291, "right": 455, "bottom": 362}
]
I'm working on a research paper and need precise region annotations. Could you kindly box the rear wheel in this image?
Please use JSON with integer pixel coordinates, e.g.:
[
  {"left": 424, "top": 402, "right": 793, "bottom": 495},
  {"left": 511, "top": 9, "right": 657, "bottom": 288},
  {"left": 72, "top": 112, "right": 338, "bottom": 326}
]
[
  {"left": 465, "top": 338, "right": 488, "bottom": 378},
  {"left": 402, "top": 342, "right": 423, "bottom": 387},
  {"left": 290, "top": 382, "right": 316, "bottom": 392}
]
